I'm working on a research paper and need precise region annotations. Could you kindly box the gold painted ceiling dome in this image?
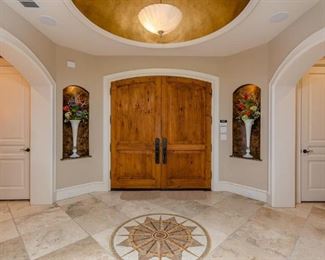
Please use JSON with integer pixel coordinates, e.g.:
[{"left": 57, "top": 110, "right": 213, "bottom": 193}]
[{"left": 72, "top": 0, "right": 250, "bottom": 44}]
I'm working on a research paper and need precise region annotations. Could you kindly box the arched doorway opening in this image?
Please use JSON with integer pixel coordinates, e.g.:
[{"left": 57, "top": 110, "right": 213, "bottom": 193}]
[
  {"left": 0, "top": 29, "right": 55, "bottom": 204},
  {"left": 103, "top": 69, "right": 220, "bottom": 191},
  {"left": 269, "top": 28, "right": 325, "bottom": 207}
]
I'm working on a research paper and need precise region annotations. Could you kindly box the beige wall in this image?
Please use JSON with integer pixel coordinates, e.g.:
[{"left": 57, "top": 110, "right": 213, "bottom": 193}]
[
  {"left": 1, "top": 1, "right": 324, "bottom": 193},
  {"left": 56, "top": 47, "right": 102, "bottom": 188},
  {"left": 220, "top": 45, "right": 269, "bottom": 189},
  {"left": 55, "top": 45, "right": 269, "bottom": 190},
  {"left": 0, "top": 1, "right": 56, "bottom": 79}
]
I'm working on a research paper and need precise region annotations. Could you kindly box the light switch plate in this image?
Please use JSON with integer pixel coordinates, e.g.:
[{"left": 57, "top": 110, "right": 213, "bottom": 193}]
[
  {"left": 220, "top": 134, "right": 227, "bottom": 141},
  {"left": 67, "top": 60, "right": 76, "bottom": 69}
]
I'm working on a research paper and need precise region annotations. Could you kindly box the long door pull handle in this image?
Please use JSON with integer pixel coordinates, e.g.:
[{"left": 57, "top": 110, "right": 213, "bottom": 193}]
[
  {"left": 162, "top": 138, "right": 167, "bottom": 164},
  {"left": 155, "top": 138, "right": 160, "bottom": 164}
]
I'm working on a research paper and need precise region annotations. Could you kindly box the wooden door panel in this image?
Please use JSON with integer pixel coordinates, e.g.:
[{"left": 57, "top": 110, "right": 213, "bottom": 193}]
[
  {"left": 111, "top": 77, "right": 161, "bottom": 189},
  {"left": 111, "top": 76, "right": 212, "bottom": 190},
  {"left": 116, "top": 153, "right": 152, "bottom": 179},
  {"left": 166, "top": 151, "right": 209, "bottom": 188},
  {"left": 165, "top": 79, "right": 206, "bottom": 144},
  {"left": 112, "top": 151, "right": 158, "bottom": 188},
  {"left": 168, "top": 152, "right": 205, "bottom": 179},
  {"left": 161, "top": 77, "right": 212, "bottom": 189},
  {"left": 114, "top": 82, "right": 156, "bottom": 143}
]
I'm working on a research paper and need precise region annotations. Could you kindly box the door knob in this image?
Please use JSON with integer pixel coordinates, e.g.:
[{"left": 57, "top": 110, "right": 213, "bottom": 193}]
[
  {"left": 302, "top": 149, "right": 313, "bottom": 154},
  {"left": 21, "top": 148, "right": 30, "bottom": 152}
]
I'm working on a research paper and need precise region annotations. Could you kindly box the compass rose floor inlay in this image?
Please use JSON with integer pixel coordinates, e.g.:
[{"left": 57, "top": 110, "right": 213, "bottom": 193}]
[{"left": 110, "top": 213, "right": 210, "bottom": 260}]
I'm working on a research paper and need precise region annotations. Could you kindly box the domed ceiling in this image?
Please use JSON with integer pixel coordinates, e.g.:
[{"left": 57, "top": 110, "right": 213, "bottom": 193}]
[{"left": 72, "top": 0, "right": 250, "bottom": 44}]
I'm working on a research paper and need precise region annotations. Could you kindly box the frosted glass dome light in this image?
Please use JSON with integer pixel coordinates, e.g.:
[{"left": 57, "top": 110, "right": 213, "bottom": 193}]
[{"left": 138, "top": 4, "right": 183, "bottom": 36}]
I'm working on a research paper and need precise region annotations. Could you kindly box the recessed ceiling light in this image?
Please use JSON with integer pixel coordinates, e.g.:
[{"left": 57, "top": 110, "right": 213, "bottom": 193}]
[
  {"left": 39, "top": 15, "right": 57, "bottom": 26},
  {"left": 270, "top": 11, "right": 289, "bottom": 23}
]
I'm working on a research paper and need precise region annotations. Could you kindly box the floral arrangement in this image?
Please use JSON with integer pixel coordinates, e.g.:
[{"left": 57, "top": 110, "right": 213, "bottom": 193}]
[
  {"left": 63, "top": 94, "right": 89, "bottom": 123},
  {"left": 236, "top": 92, "right": 260, "bottom": 121}
]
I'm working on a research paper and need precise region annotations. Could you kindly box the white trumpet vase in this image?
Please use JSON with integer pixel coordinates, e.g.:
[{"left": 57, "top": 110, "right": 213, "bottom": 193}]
[
  {"left": 70, "top": 119, "right": 81, "bottom": 158},
  {"left": 242, "top": 118, "right": 254, "bottom": 159}
]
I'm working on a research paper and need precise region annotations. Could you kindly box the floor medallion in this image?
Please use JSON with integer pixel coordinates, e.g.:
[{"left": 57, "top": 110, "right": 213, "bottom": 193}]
[{"left": 110, "top": 213, "right": 210, "bottom": 259}]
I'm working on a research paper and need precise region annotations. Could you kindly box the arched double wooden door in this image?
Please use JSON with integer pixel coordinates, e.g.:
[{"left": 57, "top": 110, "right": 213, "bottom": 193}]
[{"left": 111, "top": 76, "right": 212, "bottom": 189}]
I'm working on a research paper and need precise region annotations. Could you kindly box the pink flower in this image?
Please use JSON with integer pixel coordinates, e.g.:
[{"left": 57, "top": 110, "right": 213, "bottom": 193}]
[
  {"left": 238, "top": 103, "right": 245, "bottom": 110},
  {"left": 63, "top": 105, "right": 70, "bottom": 112}
]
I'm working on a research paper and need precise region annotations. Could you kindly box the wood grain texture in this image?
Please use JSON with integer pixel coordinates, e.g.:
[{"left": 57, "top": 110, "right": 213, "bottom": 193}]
[
  {"left": 111, "top": 77, "right": 162, "bottom": 188},
  {"left": 111, "top": 76, "right": 211, "bottom": 189},
  {"left": 161, "top": 77, "right": 212, "bottom": 189}
]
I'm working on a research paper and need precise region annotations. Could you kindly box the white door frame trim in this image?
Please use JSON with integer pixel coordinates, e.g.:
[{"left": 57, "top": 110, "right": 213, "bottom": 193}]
[
  {"left": 103, "top": 69, "right": 220, "bottom": 190},
  {"left": 0, "top": 28, "right": 56, "bottom": 204},
  {"left": 269, "top": 28, "right": 325, "bottom": 207},
  {"left": 296, "top": 80, "right": 303, "bottom": 204}
]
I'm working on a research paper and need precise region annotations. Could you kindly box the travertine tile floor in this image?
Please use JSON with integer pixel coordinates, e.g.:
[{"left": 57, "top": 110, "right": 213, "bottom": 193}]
[{"left": 0, "top": 191, "right": 324, "bottom": 259}]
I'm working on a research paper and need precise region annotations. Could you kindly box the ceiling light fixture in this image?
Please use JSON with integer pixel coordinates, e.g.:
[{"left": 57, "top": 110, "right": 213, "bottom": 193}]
[{"left": 138, "top": 1, "right": 182, "bottom": 36}]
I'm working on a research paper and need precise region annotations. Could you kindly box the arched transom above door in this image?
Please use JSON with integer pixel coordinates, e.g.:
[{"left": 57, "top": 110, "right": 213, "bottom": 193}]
[{"left": 71, "top": 0, "right": 250, "bottom": 44}]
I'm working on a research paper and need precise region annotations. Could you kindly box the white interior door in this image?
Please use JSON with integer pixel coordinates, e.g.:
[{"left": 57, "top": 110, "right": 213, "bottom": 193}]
[
  {"left": 0, "top": 63, "right": 30, "bottom": 200},
  {"left": 301, "top": 68, "right": 325, "bottom": 201}
]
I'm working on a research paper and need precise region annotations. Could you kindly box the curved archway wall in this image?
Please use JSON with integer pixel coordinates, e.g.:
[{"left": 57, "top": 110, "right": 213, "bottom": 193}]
[
  {"left": 269, "top": 28, "right": 325, "bottom": 207},
  {"left": 0, "top": 28, "right": 55, "bottom": 204}
]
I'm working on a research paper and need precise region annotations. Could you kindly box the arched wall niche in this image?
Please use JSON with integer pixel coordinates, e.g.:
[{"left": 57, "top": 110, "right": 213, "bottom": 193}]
[
  {"left": 62, "top": 85, "right": 90, "bottom": 160},
  {"left": 269, "top": 28, "right": 325, "bottom": 207},
  {"left": 0, "top": 28, "right": 55, "bottom": 204},
  {"left": 232, "top": 84, "right": 261, "bottom": 161}
]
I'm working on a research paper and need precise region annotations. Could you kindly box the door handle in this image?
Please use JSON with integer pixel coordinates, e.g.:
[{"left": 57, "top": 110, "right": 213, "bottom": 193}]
[
  {"left": 162, "top": 138, "right": 167, "bottom": 164},
  {"left": 302, "top": 149, "right": 313, "bottom": 154},
  {"left": 21, "top": 148, "right": 30, "bottom": 152},
  {"left": 155, "top": 138, "right": 160, "bottom": 164}
]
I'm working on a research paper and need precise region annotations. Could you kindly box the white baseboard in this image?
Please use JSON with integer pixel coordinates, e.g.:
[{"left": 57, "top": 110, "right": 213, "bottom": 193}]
[
  {"left": 55, "top": 180, "right": 267, "bottom": 203},
  {"left": 266, "top": 192, "right": 272, "bottom": 205},
  {"left": 215, "top": 181, "right": 267, "bottom": 202},
  {"left": 55, "top": 182, "right": 108, "bottom": 201}
]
